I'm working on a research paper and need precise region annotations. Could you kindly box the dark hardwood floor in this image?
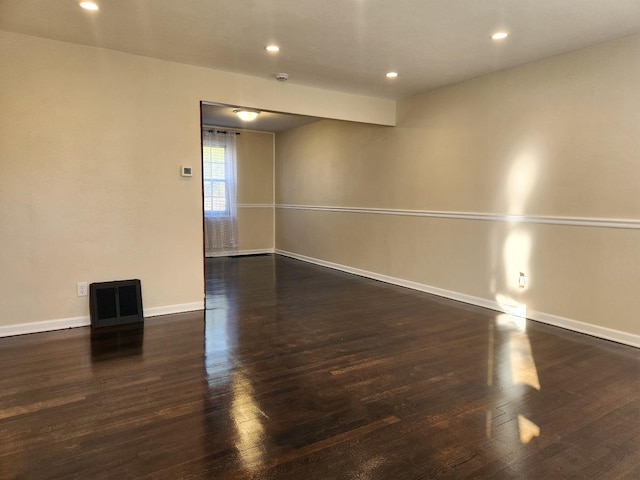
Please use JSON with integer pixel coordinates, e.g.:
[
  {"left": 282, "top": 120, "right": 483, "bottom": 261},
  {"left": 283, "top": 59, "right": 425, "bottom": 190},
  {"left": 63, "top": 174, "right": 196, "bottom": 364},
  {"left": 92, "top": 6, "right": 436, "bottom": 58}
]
[{"left": 1, "top": 254, "right": 638, "bottom": 479}]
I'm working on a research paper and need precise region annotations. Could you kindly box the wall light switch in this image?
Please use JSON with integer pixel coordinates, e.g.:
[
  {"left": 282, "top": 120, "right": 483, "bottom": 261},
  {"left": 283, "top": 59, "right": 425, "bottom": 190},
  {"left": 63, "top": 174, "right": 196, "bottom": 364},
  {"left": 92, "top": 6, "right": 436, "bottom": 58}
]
[{"left": 181, "top": 165, "right": 193, "bottom": 177}]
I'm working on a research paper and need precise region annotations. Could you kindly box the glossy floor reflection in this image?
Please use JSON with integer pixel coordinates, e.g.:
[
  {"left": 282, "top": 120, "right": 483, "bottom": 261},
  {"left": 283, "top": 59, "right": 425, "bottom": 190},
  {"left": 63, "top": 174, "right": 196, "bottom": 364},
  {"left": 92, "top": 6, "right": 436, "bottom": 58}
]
[
  {"left": 0, "top": 254, "right": 638, "bottom": 479},
  {"left": 90, "top": 322, "right": 144, "bottom": 361},
  {"left": 198, "top": 255, "right": 639, "bottom": 479}
]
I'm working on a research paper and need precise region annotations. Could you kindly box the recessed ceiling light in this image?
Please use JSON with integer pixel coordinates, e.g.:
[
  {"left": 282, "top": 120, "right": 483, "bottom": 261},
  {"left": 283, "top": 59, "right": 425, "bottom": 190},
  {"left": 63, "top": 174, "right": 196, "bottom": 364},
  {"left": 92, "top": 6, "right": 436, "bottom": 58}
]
[
  {"left": 265, "top": 45, "right": 280, "bottom": 53},
  {"left": 386, "top": 72, "right": 399, "bottom": 78},
  {"left": 491, "top": 32, "right": 509, "bottom": 40},
  {"left": 79, "top": 2, "right": 99, "bottom": 11}
]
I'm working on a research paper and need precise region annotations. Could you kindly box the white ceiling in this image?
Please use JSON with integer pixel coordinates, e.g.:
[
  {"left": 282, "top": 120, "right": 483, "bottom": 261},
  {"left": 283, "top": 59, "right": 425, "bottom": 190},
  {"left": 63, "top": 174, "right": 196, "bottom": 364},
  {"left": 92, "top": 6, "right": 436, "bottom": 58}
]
[{"left": 1, "top": 0, "right": 639, "bottom": 100}]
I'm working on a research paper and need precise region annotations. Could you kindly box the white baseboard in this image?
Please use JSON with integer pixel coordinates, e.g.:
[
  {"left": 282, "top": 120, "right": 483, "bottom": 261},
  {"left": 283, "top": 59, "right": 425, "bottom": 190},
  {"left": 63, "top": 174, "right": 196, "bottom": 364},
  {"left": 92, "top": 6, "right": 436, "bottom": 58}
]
[
  {"left": 527, "top": 309, "right": 640, "bottom": 349},
  {"left": 275, "top": 249, "right": 640, "bottom": 348},
  {"left": 0, "top": 316, "right": 91, "bottom": 338},
  {"left": 0, "top": 301, "right": 205, "bottom": 338},
  {"left": 206, "top": 248, "right": 274, "bottom": 258},
  {"left": 144, "top": 301, "right": 204, "bottom": 318}
]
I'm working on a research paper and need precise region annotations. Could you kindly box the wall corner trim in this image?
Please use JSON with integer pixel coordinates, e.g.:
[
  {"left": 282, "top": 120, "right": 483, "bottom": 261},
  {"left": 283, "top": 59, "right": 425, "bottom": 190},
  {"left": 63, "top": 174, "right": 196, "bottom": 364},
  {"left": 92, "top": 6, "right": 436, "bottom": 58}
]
[
  {"left": 275, "top": 249, "right": 640, "bottom": 349},
  {"left": 0, "top": 301, "right": 205, "bottom": 338}
]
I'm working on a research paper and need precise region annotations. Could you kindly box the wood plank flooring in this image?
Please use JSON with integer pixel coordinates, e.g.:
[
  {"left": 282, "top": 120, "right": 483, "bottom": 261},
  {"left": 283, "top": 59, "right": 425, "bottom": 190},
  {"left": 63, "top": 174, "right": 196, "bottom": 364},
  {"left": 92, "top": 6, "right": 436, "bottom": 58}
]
[{"left": 1, "top": 254, "right": 638, "bottom": 479}]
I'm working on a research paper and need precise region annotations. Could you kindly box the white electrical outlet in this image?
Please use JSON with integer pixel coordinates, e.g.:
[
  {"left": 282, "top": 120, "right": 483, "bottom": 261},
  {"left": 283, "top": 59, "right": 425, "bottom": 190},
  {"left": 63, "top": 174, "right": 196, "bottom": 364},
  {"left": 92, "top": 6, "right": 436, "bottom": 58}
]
[
  {"left": 518, "top": 273, "right": 528, "bottom": 289},
  {"left": 77, "top": 282, "right": 88, "bottom": 297}
]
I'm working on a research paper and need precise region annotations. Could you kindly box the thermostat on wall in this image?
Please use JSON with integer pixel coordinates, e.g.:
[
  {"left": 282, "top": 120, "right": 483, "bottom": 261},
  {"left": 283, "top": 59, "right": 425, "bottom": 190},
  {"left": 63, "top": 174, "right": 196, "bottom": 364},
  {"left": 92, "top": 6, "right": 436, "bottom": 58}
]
[{"left": 181, "top": 165, "right": 193, "bottom": 177}]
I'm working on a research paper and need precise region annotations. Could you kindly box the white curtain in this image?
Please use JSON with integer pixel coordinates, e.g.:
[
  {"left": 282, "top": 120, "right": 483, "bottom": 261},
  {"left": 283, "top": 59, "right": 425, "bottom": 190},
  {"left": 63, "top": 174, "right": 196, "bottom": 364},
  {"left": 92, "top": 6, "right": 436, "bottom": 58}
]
[{"left": 203, "top": 129, "right": 238, "bottom": 255}]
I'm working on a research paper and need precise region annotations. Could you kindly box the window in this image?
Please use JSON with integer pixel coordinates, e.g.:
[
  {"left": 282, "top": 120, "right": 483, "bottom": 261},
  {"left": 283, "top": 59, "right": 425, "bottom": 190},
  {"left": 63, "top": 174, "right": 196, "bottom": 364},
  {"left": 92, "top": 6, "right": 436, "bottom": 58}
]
[
  {"left": 202, "top": 128, "right": 238, "bottom": 252},
  {"left": 203, "top": 144, "right": 228, "bottom": 215}
]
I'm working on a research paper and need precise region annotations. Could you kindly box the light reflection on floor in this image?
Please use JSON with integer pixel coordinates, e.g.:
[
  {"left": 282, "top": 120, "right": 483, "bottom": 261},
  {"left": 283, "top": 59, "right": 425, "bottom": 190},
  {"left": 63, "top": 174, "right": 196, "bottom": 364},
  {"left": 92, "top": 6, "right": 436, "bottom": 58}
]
[
  {"left": 231, "top": 370, "right": 267, "bottom": 472},
  {"left": 518, "top": 414, "right": 541, "bottom": 444},
  {"left": 205, "top": 296, "right": 234, "bottom": 388},
  {"left": 204, "top": 262, "right": 269, "bottom": 473},
  {"left": 488, "top": 312, "right": 542, "bottom": 445},
  {"left": 509, "top": 330, "right": 541, "bottom": 391}
]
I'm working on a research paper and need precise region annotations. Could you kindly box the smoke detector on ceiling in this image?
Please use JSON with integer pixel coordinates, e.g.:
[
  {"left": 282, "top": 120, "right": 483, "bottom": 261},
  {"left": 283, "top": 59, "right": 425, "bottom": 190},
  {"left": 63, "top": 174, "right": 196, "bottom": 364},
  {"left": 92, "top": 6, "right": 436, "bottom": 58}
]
[{"left": 275, "top": 73, "right": 289, "bottom": 81}]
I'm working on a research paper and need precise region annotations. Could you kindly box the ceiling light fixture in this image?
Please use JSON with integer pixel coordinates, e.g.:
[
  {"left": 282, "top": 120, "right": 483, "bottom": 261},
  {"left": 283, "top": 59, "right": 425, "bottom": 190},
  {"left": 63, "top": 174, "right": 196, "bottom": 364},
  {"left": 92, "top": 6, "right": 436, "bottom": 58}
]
[
  {"left": 233, "top": 109, "right": 260, "bottom": 122},
  {"left": 386, "top": 72, "right": 399, "bottom": 78},
  {"left": 79, "top": 2, "right": 99, "bottom": 11},
  {"left": 265, "top": 45, "right": 280, "bottom": 53},
  {"left": 491, "top": 32, "right": 509, "bottom": 40}
]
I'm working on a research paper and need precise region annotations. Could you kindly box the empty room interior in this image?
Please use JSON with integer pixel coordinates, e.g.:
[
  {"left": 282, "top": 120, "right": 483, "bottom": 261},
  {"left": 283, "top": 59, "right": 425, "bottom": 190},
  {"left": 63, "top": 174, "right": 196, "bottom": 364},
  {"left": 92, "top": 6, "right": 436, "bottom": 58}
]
[{"left": 0, "top": 1, "right": 639, "bottom": 479}]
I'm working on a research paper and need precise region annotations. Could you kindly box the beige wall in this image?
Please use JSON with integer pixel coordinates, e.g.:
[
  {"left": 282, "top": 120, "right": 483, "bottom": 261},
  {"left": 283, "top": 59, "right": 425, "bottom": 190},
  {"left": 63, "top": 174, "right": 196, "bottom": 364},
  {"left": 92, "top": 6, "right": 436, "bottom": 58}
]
[
  {"left": 276, "top": 34, "right": 640, "bottom": 338},
  {"left": 235, "top": 130, "right": 274, "bottom": 252},
  {"left": 0, "top": 31, "right": 393, "bottom": 330}
]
